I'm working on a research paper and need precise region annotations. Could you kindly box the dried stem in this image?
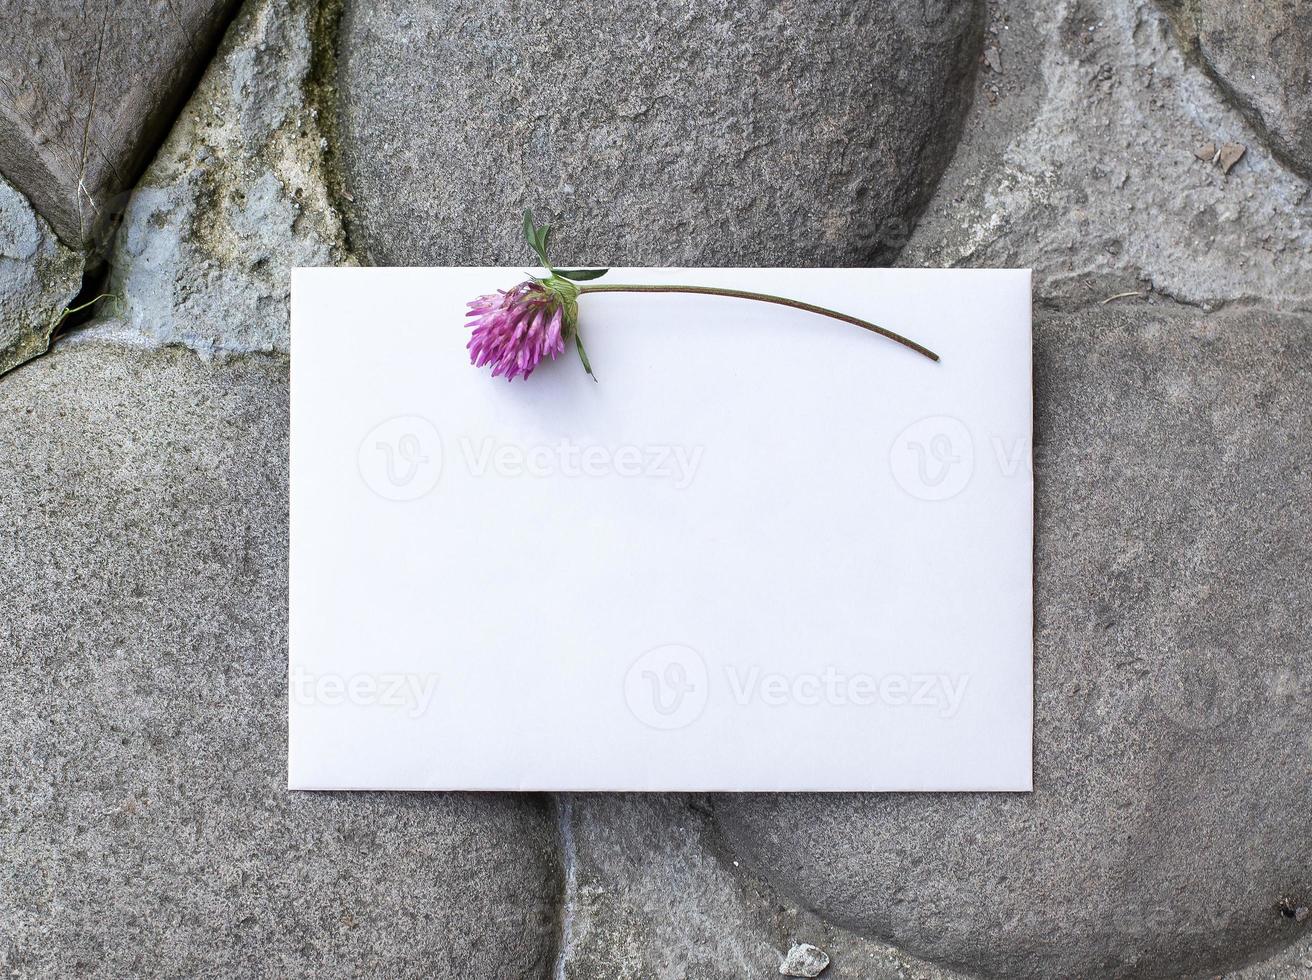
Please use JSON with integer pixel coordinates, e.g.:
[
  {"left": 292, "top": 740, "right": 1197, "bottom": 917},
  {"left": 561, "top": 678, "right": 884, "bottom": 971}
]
[{"left": 577, "top": 283, "right": 939, "bottom": 362}]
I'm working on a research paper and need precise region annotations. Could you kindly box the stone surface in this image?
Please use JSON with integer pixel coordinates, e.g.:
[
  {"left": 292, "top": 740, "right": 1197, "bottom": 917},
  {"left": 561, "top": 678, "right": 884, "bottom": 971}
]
[
  {"left": 335, "top": 0, "right": 984, "bottom": 267},
  {"left": 0, "top": 344, "right": 561, "bottom": 977},
  {"left": 555, "top": 794, "right": 962, "bottom": 980},
  {"left": 715, "top": 304, "right": 1312, "bottom": 979},
  {"left": 901, "top": 0, "right": 1312, "bottom": 312},
  {"left": 558, "top": 793, "right": 1305, "bottom": 980},
  {"left": 5, "top": 0, "right": 1310, "bottom": 975},
  {"left": 0, "top": 0, "right": 241, "bottom": 250},
  {"left": 84, "top": 0, "right": 350, "bottom": 357},
  {"left": 1157, "top": 0, "right": 1312, "bottom": 180},
  {"left": 0, "top": 173, "right": 81, "bottom": 376},
  {"left": 1231, "top": 932, "right": 1312, "bottom": 980}
]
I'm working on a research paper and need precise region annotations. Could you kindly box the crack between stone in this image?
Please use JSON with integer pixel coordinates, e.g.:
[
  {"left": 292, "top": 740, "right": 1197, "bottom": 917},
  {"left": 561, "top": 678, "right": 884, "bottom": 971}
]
[
  {"left": 165, "top": 0, "right": 203, "bottom": 65},
  {"left": 551, "top": 794, "right": 578, "bottom": 980},
  {"left": 306, "top": 0, "right": 356, "bottom": 260},
  {"left": 77, "top": 3, "right": 112, "bottom": 243}
]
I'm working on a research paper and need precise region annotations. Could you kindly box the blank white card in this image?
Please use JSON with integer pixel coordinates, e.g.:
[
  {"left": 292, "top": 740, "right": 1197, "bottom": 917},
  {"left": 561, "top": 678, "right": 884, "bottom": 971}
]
[{"left": 289, "top": 268, "right": 1032, "bottom": 791}]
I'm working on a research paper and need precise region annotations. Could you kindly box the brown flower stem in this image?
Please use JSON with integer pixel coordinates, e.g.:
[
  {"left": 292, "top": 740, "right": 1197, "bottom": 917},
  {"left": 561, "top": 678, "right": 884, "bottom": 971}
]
[{"left": 577, "top": 283, "right": 939, "bottom": 362}]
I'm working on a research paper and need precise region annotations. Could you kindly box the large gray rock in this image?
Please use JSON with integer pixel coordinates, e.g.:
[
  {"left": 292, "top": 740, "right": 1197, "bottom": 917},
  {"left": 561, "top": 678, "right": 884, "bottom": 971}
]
[
  {"left": 1231, "top": 932, "right": 1312, "bottom": 980},
  {"left": 90, "top": 0, "right": 350, "bottom": 357},
  {"left": 560, "top": 789, "right": 1302, "bottom": 979},
  {"left": 715, "top": 304, "right": 1312, "bottom": 979},
  {"left": 0, "top": 174, "right": 80, "bottom": 376},
  {"left": 555, "top": 794, "right": 963, "bottom": 980},
  {"left": 1158, "top": 0, "right": 1312, "bottom": 180},
  {"left": 336, "top": 0, "right": 984, "bottom": 266},
  {"left": 0, "top": 0, "right": 240, "bottom": 249},
  {"left": 900, "top": 0, "right": 1312, "bottom": 312},
  {"left": 0, "top": 345, "right": 561, "bottom": 977}
]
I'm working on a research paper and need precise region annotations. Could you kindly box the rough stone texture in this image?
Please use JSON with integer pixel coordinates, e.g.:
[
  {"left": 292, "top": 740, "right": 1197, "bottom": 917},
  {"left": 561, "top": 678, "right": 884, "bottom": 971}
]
[
  {"left": 1157, "top": 0, "right": 1312, "bottom": 181},
  {"left": 555, "top": 794, "right": 962, "bottom": 980},
  {"left": 0, "top": 0, "right": 241, "bottom": 250},
  {"left": 0, "top": 173, "right": 81, "bottom": 376},
  {"left": 0, "top": 344, "right": 561, "bottom": 978},
  {"left": 715, "top": 304, "right": 1312, "bottom": 979},
  {"left": 558, "top": 792, "right": 1308, "bottom": 980},
  {"left": 335, "top": 0, "right": 985, "bottom": 267},
  {"left": 5, "top": 0, "right": 1310, "bottom": 975},
  {"left": 900, "top": 0, "right": 1312, "bottom": 312},
  {"left": 1230, "top": 932, "right": 1312, "bottom": 980},
  {"left": 83, "top": 0, "right": 350, "bottom": 357}
]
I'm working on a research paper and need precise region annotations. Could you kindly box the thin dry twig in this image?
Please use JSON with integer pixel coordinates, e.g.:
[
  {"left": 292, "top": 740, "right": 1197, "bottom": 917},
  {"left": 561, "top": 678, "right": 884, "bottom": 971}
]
[{"left": 1101, "top": 290, "right": 1149, "bottom": 305}]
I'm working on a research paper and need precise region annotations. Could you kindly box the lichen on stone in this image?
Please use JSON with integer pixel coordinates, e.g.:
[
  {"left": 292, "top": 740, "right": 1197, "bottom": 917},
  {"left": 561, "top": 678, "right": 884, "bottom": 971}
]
[{"left": 84, "top": 0, "right": 354, "bottom": 359}]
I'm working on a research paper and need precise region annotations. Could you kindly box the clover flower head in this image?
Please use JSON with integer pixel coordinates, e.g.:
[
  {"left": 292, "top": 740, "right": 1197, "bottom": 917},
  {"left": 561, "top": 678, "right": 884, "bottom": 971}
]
[{"left": 465, "top": 281, "right": 567, "bottom": 381}]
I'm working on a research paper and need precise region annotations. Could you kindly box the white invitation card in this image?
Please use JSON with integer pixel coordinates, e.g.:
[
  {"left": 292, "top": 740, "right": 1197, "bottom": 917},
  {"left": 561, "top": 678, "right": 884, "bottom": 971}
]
[{"left": 289, "top": 267, "right": 1032, "bottom": 791}]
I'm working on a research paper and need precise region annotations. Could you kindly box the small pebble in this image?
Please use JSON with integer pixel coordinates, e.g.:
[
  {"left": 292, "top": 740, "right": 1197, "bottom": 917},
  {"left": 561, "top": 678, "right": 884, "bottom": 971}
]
[{"left": 780, "top": 942, "right": 829, "bottom": 978}]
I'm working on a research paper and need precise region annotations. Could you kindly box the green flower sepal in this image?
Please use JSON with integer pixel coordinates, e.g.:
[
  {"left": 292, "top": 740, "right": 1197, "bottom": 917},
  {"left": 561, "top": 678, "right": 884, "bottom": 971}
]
[{"left": 523, "top": 210, "right": 606, "bottom": 379}]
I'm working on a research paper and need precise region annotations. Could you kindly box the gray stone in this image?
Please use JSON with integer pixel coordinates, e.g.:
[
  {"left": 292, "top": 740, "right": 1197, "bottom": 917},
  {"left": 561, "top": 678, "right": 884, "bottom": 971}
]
[
  {"left": 1158, "top": 0, "right": 1312, "bottom": 180},
  {"left": 0, "top": 173, "right": 81, "bottom": 376},
  {"left": 555, "top": 794, "right": 963, "bottom": 980},
  {"left": 900, "top": 0, "right": 1312, "bottom": 312},
  {"left": 1231, "top": 932, "right": 1312, "bottom": 980},
  {"left": 85, "top": 0, "right": 350, "bottom": 357},
  {"left": 0, "top": 0, "right": 240, "bottom": 249},
  {"left": 0, "top": 344, "right": 561, "bottom": 978},
  {"left": 715, "top": 304, "right": 1312, "bottom": 979},
  {"left": 335, "top": 0, "right": 985, "bottom": 267},
  {"left": 781, "top": 943, "right": 830, "bottom": 977},
  {"left": 4, "top": 0, "right": 1308, "bottom": 974}
]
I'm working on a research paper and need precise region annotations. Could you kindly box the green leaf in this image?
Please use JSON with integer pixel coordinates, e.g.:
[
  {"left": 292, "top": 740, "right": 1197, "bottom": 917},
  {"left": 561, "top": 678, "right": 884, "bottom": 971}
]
[
  {"left": 523, "top": 209, "right": 552, "bottom": 267},
  {"left": 554, "top": 268, "right": 609, "bottom": 281},
  {"left": 575, "top": 331, "right": 597, "bottom": 381}
]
